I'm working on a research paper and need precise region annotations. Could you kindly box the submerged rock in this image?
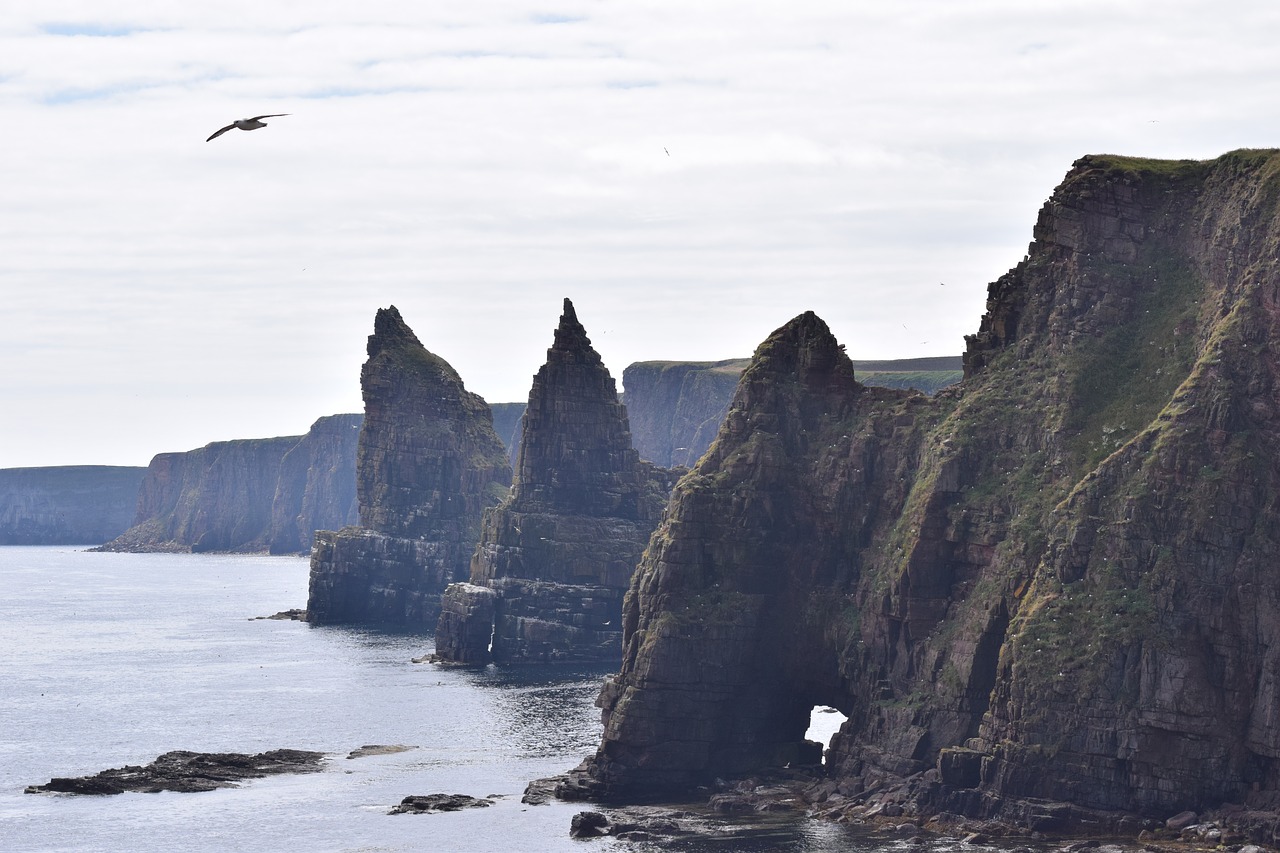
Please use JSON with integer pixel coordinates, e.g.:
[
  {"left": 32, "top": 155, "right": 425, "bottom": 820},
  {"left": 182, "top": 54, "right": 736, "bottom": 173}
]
[
  {"left": 389, "top": 793, "right": 495, "bottom": 814},
  {"left": 25, "top": 749, "right": 325, "bottom": 795}
]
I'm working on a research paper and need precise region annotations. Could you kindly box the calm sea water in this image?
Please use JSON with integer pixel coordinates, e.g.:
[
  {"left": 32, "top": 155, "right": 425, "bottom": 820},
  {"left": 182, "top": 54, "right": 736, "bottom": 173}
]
[{"left": 0, "top": 547, "right": 962, "bottom": 853}]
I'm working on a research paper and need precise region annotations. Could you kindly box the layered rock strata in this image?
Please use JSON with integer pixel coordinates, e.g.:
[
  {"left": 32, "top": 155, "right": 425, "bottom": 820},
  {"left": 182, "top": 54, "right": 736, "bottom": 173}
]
[
  {"left": 97, "top": 415, "right": 359, "bottom": 554},
  {"left": 267, "top": 414, "right": 362, "bottom": 554},
  {"left": 307, "top": 306, "right": 511, "bottom": 627},
  {"left": 435, "top": 299, "right": 678, "bottom": 663},
  {"left": 558, "top": 150, "right": 1280, "bottom": 827},
  {"left": 0, "top": 465, "right": 146, "bottom": 545}
]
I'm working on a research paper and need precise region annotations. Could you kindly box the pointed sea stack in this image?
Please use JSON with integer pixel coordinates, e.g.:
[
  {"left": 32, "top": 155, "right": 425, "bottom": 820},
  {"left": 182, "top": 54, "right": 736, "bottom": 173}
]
[
  {"left": 307, "top": 307, "right": 512, "bottom": 627},
  {"left": 557, "top": 151, "right": 1280, "bottom": 834},
  {"left": 435, "top": 299, "right": 679, "bottom": 663}
]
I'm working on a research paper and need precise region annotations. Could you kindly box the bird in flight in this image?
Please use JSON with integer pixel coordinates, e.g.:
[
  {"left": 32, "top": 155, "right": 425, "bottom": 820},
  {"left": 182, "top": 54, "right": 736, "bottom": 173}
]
[{"left": 206, "top": 114, "right": 290, "bottom": 142}]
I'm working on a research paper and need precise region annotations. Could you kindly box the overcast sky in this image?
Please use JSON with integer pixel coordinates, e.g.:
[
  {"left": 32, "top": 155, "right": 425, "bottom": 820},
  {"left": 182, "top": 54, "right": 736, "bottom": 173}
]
[{"left": 4, "top": 1, "right": 1278, "bottom": 468}]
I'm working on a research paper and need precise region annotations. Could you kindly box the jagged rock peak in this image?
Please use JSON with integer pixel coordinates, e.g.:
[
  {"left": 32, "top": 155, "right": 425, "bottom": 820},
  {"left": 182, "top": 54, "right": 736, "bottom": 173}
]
[
  {"left": 368, "top": 305, "right": 422, "bottom": 357},
  {"left": 548, "top": 298, "right": 603, "bottom": 367},
  {"left": 744, "top": 310, "right": 857, "bottom": 387}
]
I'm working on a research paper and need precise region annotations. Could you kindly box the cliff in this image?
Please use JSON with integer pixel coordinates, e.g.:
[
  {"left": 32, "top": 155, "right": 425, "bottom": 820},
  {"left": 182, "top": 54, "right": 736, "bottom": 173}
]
[
  {"left": 267, "top": 414, "right": 363, "bottom": 554},
  {"left": 98, "top": 415, "right": 360, "bottom": 554},
  {"left": 559, "top": 150, "right": 1280, "bottom": 831},
  {"left": 307, "top": 306, "right": 511, "bottom": 627},
  {"left": 623, "top": 356, "right": 962, "bottom": 468},
  {"left": 435, "top": 299, "right": 678, "bottom": 664},
  {"left": 489, "top": 402, "right": 527, "bottom": 466},
  {"left": 0, "top": 466, "right": 146, "bottom": 545}
]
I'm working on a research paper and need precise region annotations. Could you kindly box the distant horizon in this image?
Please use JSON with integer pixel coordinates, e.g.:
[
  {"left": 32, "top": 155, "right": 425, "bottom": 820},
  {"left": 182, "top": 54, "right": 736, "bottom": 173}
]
[{"left": 0, "top": 349, "right": 964, "bottom": 470}]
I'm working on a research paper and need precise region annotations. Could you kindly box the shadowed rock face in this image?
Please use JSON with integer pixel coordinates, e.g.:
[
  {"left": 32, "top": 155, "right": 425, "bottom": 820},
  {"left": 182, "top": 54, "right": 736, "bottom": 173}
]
[
  {"left": 435, "top": 299, "right": 679, "bottom": 663},
  {"left": 0, "top": 466, "right": 146, "bottom": 545},
  {"left": 307, "top": 306, "right": 512, "bottom": 627},
  {"left": 559, "top": 150, "right": 1280, "bottom": 823},
  {"left": 96, "top": 415, "right": 360, "bottom": 555}
]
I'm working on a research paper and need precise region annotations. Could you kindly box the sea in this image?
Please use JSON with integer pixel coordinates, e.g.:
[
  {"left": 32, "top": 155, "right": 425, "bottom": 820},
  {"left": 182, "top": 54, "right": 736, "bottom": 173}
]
[{"left": 0, "top": 547, "right": 981, "bottom": 853}]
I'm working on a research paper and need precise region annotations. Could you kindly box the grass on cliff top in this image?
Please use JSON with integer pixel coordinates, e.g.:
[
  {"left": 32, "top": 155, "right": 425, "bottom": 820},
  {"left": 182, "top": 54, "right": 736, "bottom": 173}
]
[
  {"left": 1063, "top": 254, "right": 1202, "bottom": 473},
  {"left": 856, "top": 369, "right": 962, "bottom": 396}
]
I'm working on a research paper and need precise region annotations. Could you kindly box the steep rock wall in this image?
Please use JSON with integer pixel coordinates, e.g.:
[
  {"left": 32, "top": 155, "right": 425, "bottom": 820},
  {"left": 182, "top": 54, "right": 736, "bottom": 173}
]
[
  {"left": 560, "top": 150, "right": 1280, "bottom": 825},
  {"left": 307, "top": 306, "right": 511, "bottom": 627},
  {"left": 267, "top": 414, "right": 362, "bottom": 554},
  {"left": 97, "top": 415, "right": 360, "bottom": 554},
  {"left": 436, "top": 299, "right": 678, "bottom": 663},
  {"left": 0, "top": 466, "right": 146, "bottom": 545},
  {"left": 99, "top": 436, "right": 304, "bottom": 553},
  {"left": 623, "top": 357, "right": 962, "bottom": 468}
]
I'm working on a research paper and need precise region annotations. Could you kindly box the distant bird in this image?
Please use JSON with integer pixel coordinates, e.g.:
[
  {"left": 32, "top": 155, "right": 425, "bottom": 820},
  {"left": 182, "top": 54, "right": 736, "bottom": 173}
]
[
  {"left": 664, "top": 147, "right": 669, "bottom": 156},
  {"left": 206, "top": 114, "right": 290, "bottom": 142}
]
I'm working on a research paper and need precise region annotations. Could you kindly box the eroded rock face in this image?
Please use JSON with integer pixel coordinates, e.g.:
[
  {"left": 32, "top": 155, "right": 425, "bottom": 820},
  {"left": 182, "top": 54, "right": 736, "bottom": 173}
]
[
  {"left": 268, "top": 414, "right": 362, "bottom": 554},
  {"left": 561, "top": 150, "right": 1280, "bottom": 824},
  {"left": 306, "top": 307, "right": 511, "bottom": 627},
  {"left": 622, "top": 356, "right": 963, "bottom": 469},
  {"left": 97, "top": 415, "right": 360, "bottom": 555},
  {"left": 0, "top": 466, "right": 146, "bottom": 545},
  {"left": 434, "top": 299, "right": 678, "bottom": 663}
]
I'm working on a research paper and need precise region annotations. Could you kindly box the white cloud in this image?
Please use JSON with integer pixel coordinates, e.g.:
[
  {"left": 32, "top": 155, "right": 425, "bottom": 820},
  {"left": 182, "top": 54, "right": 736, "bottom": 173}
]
[{"left": 3, "top": 1, "right": 1280, "bottom": 466}]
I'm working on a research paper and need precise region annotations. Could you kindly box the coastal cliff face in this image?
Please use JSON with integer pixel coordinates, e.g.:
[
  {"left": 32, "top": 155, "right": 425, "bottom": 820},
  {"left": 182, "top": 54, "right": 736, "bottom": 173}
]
[
  {"left": 0, "top": 466, "right": 146, "bottom": 545},
  {"left": 562, "top": 150, "right": 1280, "bottom": 825},
  {"left": 307, "top": 306, "right": 512, "bottom": 627},
  {"left": 97, "top": 415, "right": 359, "bottom": 554},
  {"left": 435, "top": 299, "right": 678, "bottom": 663},
  {"left": 99, "top": 436, "right": 304, "bottom": 553},
  {"left": 267, "top": 414, "right": 362, "bottom": 554},
  {"left": 622, "top": 357, "right": 962, "bottom": 469}
]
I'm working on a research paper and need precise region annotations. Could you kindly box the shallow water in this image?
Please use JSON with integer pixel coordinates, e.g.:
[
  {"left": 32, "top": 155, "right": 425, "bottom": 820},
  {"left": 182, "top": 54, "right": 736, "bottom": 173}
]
[{"left": 0, "top": 547, "right": 980, "bottom": 852}]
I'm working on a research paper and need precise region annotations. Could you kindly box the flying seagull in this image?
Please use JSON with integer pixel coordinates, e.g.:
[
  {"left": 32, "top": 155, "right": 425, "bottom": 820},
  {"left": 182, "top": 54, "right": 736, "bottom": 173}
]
[{"left": 206, "top": 114, "right": 290, "bottom": 142}]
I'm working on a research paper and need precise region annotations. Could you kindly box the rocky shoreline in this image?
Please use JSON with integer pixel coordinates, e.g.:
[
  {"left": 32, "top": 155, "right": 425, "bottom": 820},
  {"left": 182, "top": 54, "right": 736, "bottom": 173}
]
[{"left": 538, "top": 766, "right": 1280, "bottom": 849}]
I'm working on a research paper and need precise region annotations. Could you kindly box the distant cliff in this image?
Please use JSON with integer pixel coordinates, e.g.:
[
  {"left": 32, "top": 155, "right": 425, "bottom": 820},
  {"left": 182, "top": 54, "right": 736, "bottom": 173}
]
[
  {"left": 623, "top": 356, "right": 961, "bottom": 468},
  {"left": 435, "top": 299, "right": 678, "bottom": 664},
  {"left": 98, "top": 415, "right": 360, "bottom": 554},
  {"left": 0, "top": 466, "right": 146, "bottom": 545},
  {"left": 489, "top": 402, "right": 526, "bottom": 466},
  {"left": 307, "top": 306, "right": 511, "bottom": 627},
  {"left": 558, "top": 150, "right": 1280, "bottom": 833},
  {"left": 267, "top": 414, "right": 363, "bottom": 554}
]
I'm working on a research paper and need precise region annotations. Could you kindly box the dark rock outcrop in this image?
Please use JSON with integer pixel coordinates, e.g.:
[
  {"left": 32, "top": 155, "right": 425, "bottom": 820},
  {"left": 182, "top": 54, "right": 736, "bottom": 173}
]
[
  {"left": 622, "top": 356, "right": 962, "bottom": 468},
  {"left": 97, "top": 415, "right": 359, "bottom": 555},
  {"left": 389, "top": 793, "right": 495, "bottom": 814},
  {"left": 25, "top": 749, "right": 325, "bottom": 795},
  {"left": 434, "top": 299, "right": 678, "bottom": 664},
  {"left": 307, "top": 306, "right": 512, "bottom": 627},
  {"left": 557, "top": 150, "right": 1280, "bottom": 829},
  {"left": 0, "top": 465, "right": 146, "bottom": 545}
]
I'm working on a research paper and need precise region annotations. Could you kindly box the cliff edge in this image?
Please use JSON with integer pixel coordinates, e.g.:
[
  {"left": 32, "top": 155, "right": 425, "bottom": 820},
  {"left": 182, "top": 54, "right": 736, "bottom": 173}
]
[{"left": 558, "top": 150, "right": 1280, "bottom": 833}]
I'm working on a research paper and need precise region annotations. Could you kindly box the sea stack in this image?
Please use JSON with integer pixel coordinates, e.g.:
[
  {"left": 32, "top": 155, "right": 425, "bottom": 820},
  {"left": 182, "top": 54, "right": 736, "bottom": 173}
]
[
  {"left": 434, "top": 299, "right": 679, "bottom": 664},
  {"left": 557, "top": 150, "right": 1280, "bottom": 830},
  {"left": 306, "top": 306, "right": 512, "bottom": 627}
]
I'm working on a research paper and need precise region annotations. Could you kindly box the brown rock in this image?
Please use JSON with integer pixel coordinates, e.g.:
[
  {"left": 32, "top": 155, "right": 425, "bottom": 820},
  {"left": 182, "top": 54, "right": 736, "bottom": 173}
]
[
  {"left": 307, "top": 307, "right": 511, "bottom": 627},
  {"left": 434, "top": 299, "right": 678, "bottom": 663}
]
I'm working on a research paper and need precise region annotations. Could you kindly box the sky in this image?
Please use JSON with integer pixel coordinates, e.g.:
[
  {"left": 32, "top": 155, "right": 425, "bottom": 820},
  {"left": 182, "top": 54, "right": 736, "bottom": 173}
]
[{"left": 4, "top": 1, "right": 1280, "bottom": 469}]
